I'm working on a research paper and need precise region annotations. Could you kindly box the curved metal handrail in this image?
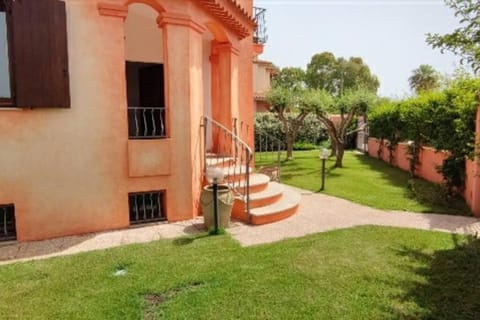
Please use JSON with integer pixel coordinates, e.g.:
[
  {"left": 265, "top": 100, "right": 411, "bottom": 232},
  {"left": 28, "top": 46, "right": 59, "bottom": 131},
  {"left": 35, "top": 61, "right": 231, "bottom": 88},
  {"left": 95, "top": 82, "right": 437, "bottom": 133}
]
[
  {"left": 203, "top": 115, "right": 253, "bottom": 222},
  {"left": 254, "top": 128, "right": 285, "bottom": 182}
]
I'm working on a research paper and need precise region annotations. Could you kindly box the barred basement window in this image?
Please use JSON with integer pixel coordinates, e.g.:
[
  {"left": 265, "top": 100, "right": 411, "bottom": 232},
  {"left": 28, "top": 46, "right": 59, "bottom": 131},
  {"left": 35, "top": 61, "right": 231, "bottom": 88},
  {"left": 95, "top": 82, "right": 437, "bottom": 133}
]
[
  {"left": 129, "top": 191, "right": 166, "bottom": 225},
  {"left": 0, "top": 204, "right": 16, "bottom": 241}
]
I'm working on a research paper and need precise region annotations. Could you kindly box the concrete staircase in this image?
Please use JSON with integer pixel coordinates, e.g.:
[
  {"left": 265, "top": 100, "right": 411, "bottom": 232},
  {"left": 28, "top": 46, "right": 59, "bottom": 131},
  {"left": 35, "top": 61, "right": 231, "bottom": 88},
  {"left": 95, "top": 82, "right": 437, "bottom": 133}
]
[{"left": 206, "top": 156, "right": 301, "bottom": 225}]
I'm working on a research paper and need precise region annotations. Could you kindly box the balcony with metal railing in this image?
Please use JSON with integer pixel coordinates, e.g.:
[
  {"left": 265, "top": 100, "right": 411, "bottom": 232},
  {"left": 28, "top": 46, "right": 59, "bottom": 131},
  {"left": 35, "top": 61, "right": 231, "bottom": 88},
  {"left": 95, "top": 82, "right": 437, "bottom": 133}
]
[
  {"left": 253, "top": 7, "right": 267, "bottom": 44},
  {"left": 128, "top": 106, "right": 166, "bottom": 139}
]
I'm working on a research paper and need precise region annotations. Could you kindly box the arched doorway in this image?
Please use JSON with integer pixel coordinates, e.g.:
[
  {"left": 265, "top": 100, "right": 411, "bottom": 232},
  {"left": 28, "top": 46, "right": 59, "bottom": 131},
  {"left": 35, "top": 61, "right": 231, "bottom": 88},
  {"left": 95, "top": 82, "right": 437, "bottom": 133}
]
[{"left": 124, "top": 3, "right": 166, "bottom": 140}]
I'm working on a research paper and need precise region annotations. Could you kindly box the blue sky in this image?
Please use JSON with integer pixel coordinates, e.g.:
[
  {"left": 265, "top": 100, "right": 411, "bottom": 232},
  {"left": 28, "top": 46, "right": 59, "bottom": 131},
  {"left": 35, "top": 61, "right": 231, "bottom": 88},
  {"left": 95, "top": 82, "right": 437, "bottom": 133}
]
[{"left": 254, "top": 0, "right": 463, "bottom": 97}]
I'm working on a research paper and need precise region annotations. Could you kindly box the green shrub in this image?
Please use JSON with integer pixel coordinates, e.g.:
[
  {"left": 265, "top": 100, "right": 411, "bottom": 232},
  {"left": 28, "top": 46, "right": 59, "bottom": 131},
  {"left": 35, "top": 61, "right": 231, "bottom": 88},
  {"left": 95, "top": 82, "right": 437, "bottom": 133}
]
[
  {"left": 368, "top": 78, "right": 480, "bottom": 192},
  {"left": 293, "top": 141, "right": 318, "bottom": 150},
  {"left": 254, "top": 113, "right": 327, "bottom": 151},
  {"left": 406, "top": 179, "right": 469, "bottom": 213}
]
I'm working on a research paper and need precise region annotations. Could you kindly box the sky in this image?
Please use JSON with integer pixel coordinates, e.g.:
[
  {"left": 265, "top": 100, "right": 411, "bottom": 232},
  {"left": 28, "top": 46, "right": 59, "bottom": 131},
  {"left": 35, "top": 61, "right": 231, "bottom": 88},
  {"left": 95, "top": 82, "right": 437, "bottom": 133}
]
[{"left": 253, "top": 0, "right": 464, "bottom": 98}]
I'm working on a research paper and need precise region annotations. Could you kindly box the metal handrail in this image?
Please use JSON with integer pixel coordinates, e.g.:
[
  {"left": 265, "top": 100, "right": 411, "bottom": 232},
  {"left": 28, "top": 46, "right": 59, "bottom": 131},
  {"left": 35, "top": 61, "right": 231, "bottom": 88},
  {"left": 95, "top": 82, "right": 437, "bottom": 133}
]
[
  {"left": 253, "top": 7, "right": 268, "bottom": 44},
  {"left": 127, "top": 106, "right": 166, "bottom": 138},
  {"left": 255, "top": 128, "right": 285, "bottom": 182},
  {"left": 203, "top": 116, "right": 253, "bottom": 222}
]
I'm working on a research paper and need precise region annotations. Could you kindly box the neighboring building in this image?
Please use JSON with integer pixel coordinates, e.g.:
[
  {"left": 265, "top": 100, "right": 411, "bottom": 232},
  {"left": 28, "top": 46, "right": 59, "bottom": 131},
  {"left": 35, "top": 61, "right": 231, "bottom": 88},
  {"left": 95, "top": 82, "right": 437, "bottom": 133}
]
[
  {"left": 0, "top": 0, "right": 299, "bottom": 242},
  {"left": 253, "top": 59, "right": 277, "bottom": 112},
  {"left": 356, "top": 116, "right": 368, "bottom": 152}
]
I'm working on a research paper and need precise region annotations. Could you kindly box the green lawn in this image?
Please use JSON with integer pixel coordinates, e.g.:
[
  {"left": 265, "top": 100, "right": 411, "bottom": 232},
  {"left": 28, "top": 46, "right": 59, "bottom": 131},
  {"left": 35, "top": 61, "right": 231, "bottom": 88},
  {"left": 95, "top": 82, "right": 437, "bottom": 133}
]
[
  {"left": 255, "top": 150, "right": 470, "bottom": 215},
  {"left": 0, "top": 227, "right": 479, "bottom": 319}
]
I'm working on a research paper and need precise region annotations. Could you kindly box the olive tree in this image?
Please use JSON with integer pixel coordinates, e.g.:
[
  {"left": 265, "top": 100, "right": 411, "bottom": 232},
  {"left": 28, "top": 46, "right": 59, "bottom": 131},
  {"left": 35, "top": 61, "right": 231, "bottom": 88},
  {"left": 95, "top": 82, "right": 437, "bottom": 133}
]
[
  {"left": 266, "top": 86, "right": 310, "bottom": 159},
  {"left": 307, "top": 89, "right": 376, "bottom": 167}
]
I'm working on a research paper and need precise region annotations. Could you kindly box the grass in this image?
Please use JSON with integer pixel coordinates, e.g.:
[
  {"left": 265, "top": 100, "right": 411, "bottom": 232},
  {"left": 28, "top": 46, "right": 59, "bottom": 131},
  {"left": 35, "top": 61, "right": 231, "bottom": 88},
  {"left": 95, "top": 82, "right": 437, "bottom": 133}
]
[
  {"left": 1, "top": 227, "right": 479, "bottom": 319},
  {"left": 255, "top": 150, "right": 470, "bottom": 215}
]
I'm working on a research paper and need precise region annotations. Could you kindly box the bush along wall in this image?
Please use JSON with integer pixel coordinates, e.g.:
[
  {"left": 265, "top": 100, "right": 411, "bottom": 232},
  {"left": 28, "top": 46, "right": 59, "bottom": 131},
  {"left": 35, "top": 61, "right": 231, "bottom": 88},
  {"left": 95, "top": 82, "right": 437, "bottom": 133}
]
[
  {"left": 368, "top": 78, "right": 480, "bottom": 194},
  {"left": 254, "top": 113, "right": 327, "bottom": 151}
]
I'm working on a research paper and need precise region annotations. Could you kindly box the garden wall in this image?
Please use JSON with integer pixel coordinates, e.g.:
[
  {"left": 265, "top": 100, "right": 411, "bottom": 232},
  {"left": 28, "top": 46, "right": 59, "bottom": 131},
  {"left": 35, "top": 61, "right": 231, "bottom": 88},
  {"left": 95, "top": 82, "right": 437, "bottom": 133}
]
[
  {"left": 367, "top": 138, "right": 480, "bottom": 216},
  {"left": 367, "top": 138, "right": 446, "bottom": 183}
]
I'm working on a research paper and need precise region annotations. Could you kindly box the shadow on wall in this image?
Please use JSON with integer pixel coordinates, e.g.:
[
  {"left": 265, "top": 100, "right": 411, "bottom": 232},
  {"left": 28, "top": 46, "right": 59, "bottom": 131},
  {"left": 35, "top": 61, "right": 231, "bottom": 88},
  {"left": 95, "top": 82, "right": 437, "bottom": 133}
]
[{"left": 391, "top": 234, "right": 480, "bottom": 319}]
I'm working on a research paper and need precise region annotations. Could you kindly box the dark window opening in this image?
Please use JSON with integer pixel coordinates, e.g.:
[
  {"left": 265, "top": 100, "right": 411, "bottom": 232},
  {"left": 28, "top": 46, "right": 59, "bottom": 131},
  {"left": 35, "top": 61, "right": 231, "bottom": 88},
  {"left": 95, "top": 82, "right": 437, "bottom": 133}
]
[
  {"left": 129, "top": 190, "right": 166, "bottom": 225},
  {"left": 0, "top": 204, "right": 16, "bottom": 241},
  {"left": 126, "top": 61, "right": 166, "bottom": 139}
]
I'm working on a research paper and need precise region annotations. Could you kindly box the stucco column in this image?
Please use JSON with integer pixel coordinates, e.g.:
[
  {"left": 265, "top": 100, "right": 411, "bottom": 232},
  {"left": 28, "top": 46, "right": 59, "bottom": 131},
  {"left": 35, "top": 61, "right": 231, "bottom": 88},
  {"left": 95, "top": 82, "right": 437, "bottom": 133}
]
[
  {"left": 158, "top": 12, "right": 205, "bottom": 220},
  {"left": 210, "top": 41, "right": 239, "bottom": 130},
  {"left": 210, "top": 41, "right": 239, "bottom": 155},
  {"left": 470, "top": 105, "right": 480, "bottom": 217}
]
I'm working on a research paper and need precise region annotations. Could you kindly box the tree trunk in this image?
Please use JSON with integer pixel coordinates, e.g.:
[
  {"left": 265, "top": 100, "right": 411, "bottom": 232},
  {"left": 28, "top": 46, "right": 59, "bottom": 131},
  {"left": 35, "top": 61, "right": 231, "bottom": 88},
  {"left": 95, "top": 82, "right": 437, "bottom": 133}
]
[
  {"left": 335, "top": 143, "right": 345, "bottom": 168},
  {"left": 330, "top": 141, "right": 337, "bottom": 157},
  {"left": 286, "top": 136, "right": 294, "bottom": 160}
]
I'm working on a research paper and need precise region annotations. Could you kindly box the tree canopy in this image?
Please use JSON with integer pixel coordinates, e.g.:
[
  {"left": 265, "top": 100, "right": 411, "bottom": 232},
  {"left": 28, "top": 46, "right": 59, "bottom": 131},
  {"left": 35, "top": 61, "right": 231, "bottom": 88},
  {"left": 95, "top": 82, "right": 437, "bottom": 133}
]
[
  {"left": 408, "top": 64, "right": 441, "bottom": 94},
  {"left": 271, "top": 67, "right": 306, "bottom": 91},
  {"left": 426, "top": 0, "right": 480, "bottom": 73},
  {"left": 267, "top": 53, "right": 379, "bottom": 165},
  {"left": 266, "top": 86, "right": 309, "bottom": 159},
  {"left": 305, "top": 52, "right": 380, "bottom": 96},
  {"left": 303, "top": 88, "right": 377, "bottom": 167}
]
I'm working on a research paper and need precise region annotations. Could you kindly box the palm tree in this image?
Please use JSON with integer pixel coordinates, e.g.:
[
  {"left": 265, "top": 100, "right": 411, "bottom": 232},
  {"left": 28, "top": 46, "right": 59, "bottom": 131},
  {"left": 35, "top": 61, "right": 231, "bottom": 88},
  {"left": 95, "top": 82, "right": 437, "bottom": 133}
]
[{"left": 408, "top": 64, "right": 440, "bottom": 94}]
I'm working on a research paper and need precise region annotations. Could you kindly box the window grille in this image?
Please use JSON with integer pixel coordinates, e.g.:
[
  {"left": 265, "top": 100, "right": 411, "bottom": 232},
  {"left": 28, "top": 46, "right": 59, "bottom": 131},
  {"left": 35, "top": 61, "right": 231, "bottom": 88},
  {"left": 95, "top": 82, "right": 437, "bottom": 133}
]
[
  {"left": 128, "top": 107, "right": 166, "bottom": 139},
  {"left": 0, "top": 204, "right": 16, "bottom": 241},
  {"left": 129, "top": 191, "right": 166, "bottom": 225}
]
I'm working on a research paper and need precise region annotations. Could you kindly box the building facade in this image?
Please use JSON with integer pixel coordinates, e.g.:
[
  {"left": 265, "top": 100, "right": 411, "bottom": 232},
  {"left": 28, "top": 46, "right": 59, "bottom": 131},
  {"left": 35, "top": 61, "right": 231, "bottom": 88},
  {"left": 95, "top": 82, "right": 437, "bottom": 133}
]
[
  {"left": 0, "top": 0, "right": 263, "bottom": 241},
  {"left": 253, "top": 59, "right": 276, "bottom": 112}
]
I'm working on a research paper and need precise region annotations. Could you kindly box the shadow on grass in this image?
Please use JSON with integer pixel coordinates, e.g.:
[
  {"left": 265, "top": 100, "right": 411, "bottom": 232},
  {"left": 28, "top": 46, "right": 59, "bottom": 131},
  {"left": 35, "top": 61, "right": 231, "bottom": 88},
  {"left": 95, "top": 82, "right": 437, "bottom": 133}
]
[
  {"left": 172, "top": 233, "right": 210, "bottom": 246},
  {"left": 352, "top": 153, "right": 469, "bottom": 215},
  {"left": 350, "top": 153, "right": 412, "bottom": 189},
  {"left": 391, "top": 235, "right": 480, "bottom": 319}
]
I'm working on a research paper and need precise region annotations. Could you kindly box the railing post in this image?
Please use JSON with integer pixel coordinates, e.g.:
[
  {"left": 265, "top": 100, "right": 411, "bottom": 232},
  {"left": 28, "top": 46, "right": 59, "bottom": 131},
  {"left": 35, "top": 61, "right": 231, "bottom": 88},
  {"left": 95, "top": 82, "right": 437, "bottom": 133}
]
[
  {"left": 277, "top": 140, "right": 281, "bottom": 182},
  {"left": 203, "top": 116, "right": 208, "bottom": 177},
  {"left": 233, "top": 118, "right": 238, "bottom": 160},
  {"left": 245, "top": 151, "right": 251, "bottom": 223}
]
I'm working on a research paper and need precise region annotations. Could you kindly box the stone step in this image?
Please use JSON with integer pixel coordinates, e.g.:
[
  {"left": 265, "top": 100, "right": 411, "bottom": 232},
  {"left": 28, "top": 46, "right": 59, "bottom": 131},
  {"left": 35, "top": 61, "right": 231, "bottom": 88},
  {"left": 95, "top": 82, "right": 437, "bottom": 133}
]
[
  {"left": 205, "top": 154, "right": 300, "bottom": 226},
  {"left": 232, "top": 182, "right": 284, "bottom": 216},
  {"left": 222, "top": 165, "right": 253, "bottom": 182},
  {"left": 236, "top": 173, "right": 270, "bottom": 194},
  {"left": 249, "top": 188, "right": 301, "bottom": 225},
  {"left": 205, "top": 157, "right": 235, "bottom": 167}
]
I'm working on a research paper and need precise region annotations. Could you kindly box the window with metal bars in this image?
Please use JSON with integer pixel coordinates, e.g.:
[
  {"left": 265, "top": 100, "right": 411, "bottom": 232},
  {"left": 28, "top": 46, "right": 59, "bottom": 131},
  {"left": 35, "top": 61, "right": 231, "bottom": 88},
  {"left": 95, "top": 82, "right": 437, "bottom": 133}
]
[
  {"left": 129, "top": 191, "right": 166, "bottom": 225},
  {"left": 126, "top": 61, "right": 166, "bottom": 139},
  {"left": 0, "top": 204, "right": 16, "bottom": 241}
]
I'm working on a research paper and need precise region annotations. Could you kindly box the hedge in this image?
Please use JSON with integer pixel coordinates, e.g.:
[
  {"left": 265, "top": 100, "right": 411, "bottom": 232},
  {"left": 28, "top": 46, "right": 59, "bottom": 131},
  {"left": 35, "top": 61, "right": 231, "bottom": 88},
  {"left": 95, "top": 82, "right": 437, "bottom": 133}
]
[{"left": 368, "top": 78, "right": 480, "bottom": 191}]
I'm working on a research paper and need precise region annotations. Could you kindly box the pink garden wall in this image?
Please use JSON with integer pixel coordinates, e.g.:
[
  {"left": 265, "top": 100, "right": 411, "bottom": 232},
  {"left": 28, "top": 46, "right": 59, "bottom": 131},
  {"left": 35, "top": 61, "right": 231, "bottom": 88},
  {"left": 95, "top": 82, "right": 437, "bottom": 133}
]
[{"left": 367, "top": 138, "right": 479, "bottom": 216}]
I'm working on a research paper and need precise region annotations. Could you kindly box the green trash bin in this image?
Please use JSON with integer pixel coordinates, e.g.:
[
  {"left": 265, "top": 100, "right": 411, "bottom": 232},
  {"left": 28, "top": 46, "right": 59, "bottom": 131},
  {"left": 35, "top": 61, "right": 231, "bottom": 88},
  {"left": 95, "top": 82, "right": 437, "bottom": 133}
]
[{"left": 200, "top": 184, "right": 234, "bottom": 229}]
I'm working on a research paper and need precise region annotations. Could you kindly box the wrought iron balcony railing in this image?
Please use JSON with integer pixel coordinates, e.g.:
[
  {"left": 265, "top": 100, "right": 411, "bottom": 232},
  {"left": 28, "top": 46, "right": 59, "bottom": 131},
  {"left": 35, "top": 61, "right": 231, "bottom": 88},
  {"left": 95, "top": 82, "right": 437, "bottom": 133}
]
[
  {"left": 253, "top": 7, "right": 267, "bottom": 44},
  {"left": 128, "top": 106, "right": 167, "bottom": 139}
]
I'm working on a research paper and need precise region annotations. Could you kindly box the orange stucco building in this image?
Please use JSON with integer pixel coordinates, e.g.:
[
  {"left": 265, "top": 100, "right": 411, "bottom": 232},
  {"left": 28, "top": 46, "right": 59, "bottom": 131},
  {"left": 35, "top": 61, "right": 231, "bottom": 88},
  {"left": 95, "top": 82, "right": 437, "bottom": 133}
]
[
  {"left": 253, "top": 59, "right": 276, "bottom": 112},
  {"left": 0, "top": 0, "right": 300, "bottom": 242}
]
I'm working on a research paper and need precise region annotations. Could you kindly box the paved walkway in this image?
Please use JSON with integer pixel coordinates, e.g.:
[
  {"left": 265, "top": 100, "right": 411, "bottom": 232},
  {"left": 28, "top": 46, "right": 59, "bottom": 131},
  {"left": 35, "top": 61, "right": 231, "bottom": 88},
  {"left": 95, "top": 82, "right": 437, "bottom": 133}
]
[
  {"left": 1, "top": 185, "right": 480, "bottom": 265},
  {"left": 229, "top": 186, "right": 480, "bottom": 246}
]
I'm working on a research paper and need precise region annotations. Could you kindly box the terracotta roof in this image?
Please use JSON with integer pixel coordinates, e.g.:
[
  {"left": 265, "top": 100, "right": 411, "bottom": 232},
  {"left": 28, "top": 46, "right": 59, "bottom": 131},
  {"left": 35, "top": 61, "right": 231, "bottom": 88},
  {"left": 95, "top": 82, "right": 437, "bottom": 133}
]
[
  {"left": 197, "top": 0, "right": 256, "bottom": 39},
  {"left": 254, "top": 59, "right": 273, "bottom": 66}
]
